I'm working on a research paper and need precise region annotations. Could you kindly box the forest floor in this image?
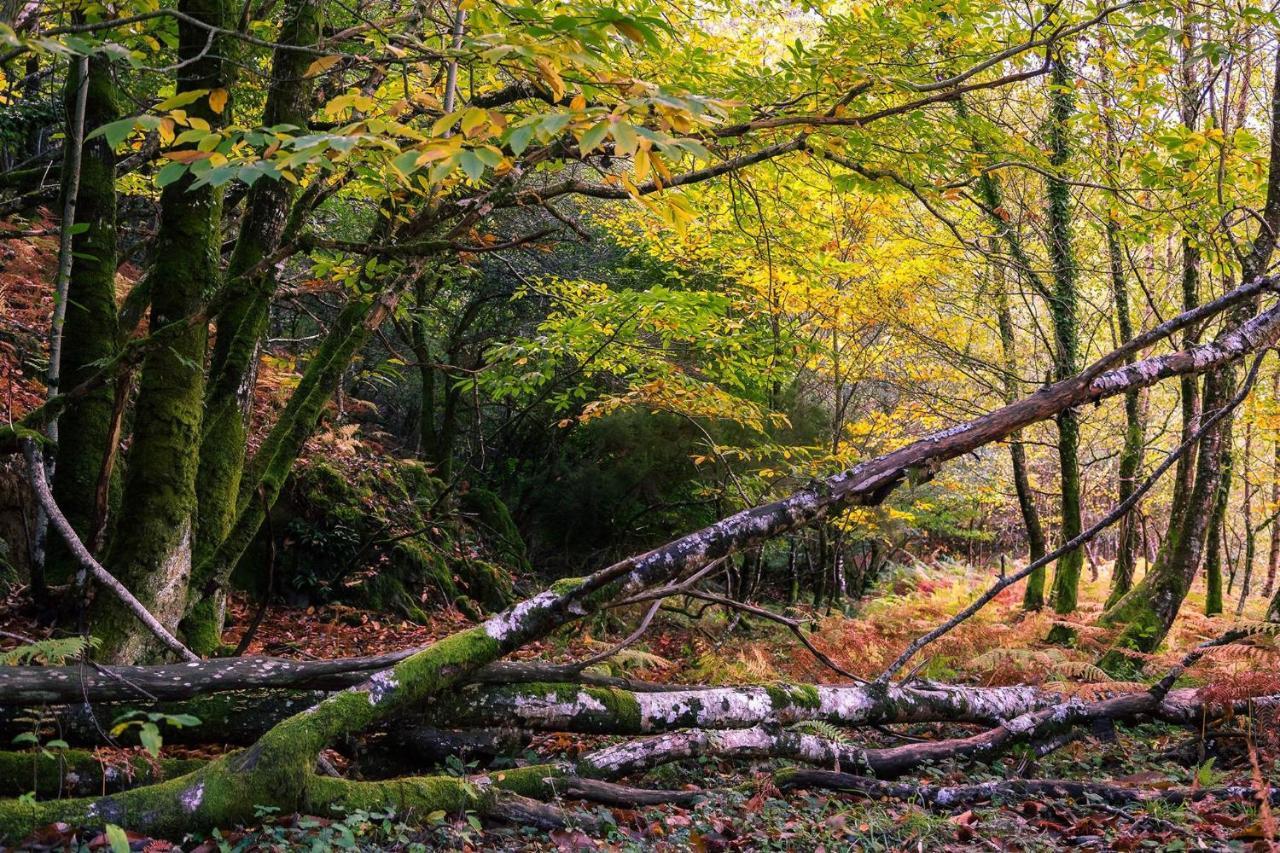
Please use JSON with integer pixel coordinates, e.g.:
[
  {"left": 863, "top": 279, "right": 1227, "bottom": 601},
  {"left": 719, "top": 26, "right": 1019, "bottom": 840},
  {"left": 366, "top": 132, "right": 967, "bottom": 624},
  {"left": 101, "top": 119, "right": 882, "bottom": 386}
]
[{"left": 2, "top": 559, "right": 1278, "bottom": 851}]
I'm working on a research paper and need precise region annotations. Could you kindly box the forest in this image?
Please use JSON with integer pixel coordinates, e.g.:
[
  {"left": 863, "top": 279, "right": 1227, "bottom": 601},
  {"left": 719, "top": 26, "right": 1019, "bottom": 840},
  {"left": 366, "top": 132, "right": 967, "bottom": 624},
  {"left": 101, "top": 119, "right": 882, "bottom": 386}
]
[{"left": 2, "top": 0, "right": 1280, "bottom": 848}]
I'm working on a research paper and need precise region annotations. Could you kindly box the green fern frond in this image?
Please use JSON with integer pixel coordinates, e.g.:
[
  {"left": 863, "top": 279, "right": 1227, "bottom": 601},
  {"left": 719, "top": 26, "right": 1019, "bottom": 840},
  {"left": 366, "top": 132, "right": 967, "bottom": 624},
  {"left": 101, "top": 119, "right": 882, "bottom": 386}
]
[
  {"left": 1, "top": 636, "right": 99, "bottom": 666},
  {"left": 789, "top": 720, "right": 850, "bottom": 744}
]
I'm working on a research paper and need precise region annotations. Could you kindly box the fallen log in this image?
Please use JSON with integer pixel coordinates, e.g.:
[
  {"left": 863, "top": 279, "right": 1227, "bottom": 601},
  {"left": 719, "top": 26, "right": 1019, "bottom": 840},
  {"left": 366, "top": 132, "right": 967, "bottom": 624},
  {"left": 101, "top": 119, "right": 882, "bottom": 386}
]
[
  {"left": 0, "top": 656, "right": 679, "bottom": 705},
  {"left": 3, "top": 680, "right": 1264, "bottom": 749},
  {"left": 777, "top": 769, "right": 1277, "bottom": 809}
]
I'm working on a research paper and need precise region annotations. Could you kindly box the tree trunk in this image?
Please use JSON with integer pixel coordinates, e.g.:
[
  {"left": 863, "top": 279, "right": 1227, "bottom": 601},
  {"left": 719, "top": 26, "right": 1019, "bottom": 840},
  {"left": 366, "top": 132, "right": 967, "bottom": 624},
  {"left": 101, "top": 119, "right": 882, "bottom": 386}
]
[
  {"left": 1043, "top": 49, "right": 1085, "bottom": 641},
  {"left": 92, "top": 0, "right": 233, "bottom": 663},
  {"left": 184, "top": 0, "right": 321, "bottom": 655},
  {"left": 993, "top": 249, "right": 1048, "bottom": 609},
  {"left": 1266, "top": 367, "right": 1279, "bottom": 597},
  {"left": 1101, "top": 369, "right": 1229, "bottom": 670},
  {"left": 1203, "top": 432, "right": 1232, "bottom": 616},
  {"left": 1235, "top": 417, "right": 1257, "bottom": 615},
  {"left": 46, "top": 53, "right": 121, "bottom": 584}
]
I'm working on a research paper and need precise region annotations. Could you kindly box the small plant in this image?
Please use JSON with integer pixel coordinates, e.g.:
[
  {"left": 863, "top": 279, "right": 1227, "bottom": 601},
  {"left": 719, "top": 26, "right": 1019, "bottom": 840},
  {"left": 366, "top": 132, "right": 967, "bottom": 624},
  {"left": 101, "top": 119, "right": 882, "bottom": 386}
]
[
  {"left": 1, "top": 635, "right": 99, "bottom": 665},
  {"left": 111, "top": 710, "right": 201, "bottom": 756}
]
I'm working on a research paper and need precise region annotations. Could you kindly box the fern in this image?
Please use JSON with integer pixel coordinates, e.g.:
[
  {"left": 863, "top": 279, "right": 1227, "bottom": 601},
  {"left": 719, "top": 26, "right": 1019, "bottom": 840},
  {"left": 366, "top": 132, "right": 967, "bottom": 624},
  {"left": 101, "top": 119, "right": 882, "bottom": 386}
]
[
  {"left": 608, "top": 647, "right": 675, "bottom": 671},
  {"left": 1, "top": 636, "right": 98, "bottom": 665},
  {"left": 789, "top": 720, "right": 850, "bottom": 744},
  {"left": 1051, "top": 660, "right": 1112, "bottom": 683},
  {"left": 1230, "top": 622, "right": 1280, "bottom": 638}
]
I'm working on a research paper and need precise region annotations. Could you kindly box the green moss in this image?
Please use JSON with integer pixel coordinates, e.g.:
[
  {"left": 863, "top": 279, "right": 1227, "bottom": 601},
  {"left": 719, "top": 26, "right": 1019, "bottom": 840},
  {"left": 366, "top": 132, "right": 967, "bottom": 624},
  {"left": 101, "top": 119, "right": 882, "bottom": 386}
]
[
  {"left": 460, "top": 487, "right": 531, "bottom": 574},
  {"left": 0, "top": 750, "right": 203, "bottom": 798}
]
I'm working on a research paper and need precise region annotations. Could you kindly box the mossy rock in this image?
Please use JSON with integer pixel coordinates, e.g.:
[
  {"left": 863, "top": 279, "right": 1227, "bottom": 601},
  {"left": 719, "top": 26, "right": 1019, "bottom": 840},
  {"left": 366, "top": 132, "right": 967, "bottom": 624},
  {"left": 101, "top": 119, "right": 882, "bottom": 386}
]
[{"left": 230, "top": 459, "right": 515, "bottom": 621}]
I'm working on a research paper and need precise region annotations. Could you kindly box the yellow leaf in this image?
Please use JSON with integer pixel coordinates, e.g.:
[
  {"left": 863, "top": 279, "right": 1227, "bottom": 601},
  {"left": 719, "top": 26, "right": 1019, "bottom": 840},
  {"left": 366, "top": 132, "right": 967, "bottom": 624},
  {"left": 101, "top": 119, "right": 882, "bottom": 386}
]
[
  {"left": 161, "top": 150, "right": 213, "bottom": 163},
  {"left": 305, "top": 54, "right": 343, "bottom": 78},
  {"left": 534, "top": 58, "right": 565, "bottom": 102},
  {"left": 208, "top": 88, "right": 227, "bottom": 113}
]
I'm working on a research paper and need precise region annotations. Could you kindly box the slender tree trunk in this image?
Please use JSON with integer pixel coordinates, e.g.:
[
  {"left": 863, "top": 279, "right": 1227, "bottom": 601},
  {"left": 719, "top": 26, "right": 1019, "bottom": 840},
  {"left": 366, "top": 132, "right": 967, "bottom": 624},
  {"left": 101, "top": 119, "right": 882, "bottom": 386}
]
[
  {"left": 1043, "top": 49, "right": 1085, "bottom": 642},
  {"left": 1203, "top": 432, "right": 1232, "bottom": 616},
  {"left": 1099, "top": 88, "right": 1145, "bottom": 606},
  {"left": 92, "top": 0, "right": 234, "bottom": 663},
  {"left": 993, "top": 254, "right": 1048, "bottom": 608},
  {"left": 184, "top": 0, "right": 321, "bottom": 655},
  {"left": 1236, "top": 419, "right": 1257, "bottom": 616},
  {"left": 45, "top": 53, "right": 121, "bottom": 586},
  {"left": 1267, "top": 368, "right": 1280, "bottom": 597}
]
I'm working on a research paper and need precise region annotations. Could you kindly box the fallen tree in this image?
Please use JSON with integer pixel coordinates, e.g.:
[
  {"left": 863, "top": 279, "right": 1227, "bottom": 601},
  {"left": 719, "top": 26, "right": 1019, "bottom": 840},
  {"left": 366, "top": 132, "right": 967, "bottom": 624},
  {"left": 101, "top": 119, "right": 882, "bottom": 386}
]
[{"left": 4, "top": 271, "right": 1280, "bottom": 839}]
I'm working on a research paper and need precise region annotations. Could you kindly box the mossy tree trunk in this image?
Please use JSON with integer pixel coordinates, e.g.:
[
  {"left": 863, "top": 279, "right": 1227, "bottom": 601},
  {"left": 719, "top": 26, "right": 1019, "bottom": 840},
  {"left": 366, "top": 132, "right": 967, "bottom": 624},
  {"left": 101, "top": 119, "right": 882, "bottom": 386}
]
[
  {"left": 92, "top": 0, "right": 234, "bottom": 663},
  {"left": 1042, "top": 50, "right": 1084, "bottom": 641},
  {"left": 46, "top": 53, "right": 122, "bottom": 584},
  {"left": 191, "top": 288, "right": 403, "bottom": 617},
  {"left": 185, "top": 0, "right": 321, "bottom": 655},
  {"left": 1203, "top": 436, "right": 1232, "bottom": 616}
]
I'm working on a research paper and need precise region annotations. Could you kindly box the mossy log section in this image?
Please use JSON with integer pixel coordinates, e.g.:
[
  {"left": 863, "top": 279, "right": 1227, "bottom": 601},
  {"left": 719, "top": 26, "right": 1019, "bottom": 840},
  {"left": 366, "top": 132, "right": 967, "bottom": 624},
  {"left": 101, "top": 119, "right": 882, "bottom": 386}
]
[
  {"left": 777, "top": 770, "right": 1280, "bottom": 809},
  {"left": 0, "top": 749, "right": 204, "bottom": 798},
  {"left": 6, "top": 288, "right": 1280, "bottom": 838},
  {"left": 0, "top": 656, "right": 680, "bottom": 705}
]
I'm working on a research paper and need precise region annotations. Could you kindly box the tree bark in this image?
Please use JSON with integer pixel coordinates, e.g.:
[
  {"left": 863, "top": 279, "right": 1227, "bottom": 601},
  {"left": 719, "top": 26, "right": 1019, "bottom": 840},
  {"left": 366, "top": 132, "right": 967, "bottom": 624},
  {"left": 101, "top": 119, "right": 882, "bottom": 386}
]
[
  {"left": 185, "top": 0, "right": 321, "bottom": 655},
  {"left": 45, "top": 52, "right": 122, "bottom": 588},
  {"left": 92, "top": 0, "right": 234, "bottom": 663},
  {"left": 1043, "top": 48, "right": 1085, "bottom": 639}
]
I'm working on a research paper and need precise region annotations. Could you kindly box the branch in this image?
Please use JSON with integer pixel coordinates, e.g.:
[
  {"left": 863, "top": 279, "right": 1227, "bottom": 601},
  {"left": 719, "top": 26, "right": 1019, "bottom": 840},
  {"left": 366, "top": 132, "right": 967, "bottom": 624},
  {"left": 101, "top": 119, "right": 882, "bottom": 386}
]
[
  {"left": 875, "top": 349, "right": 1268, "bottom": 683},
  {"left": 20, "top": 440, "right": 198, "bottom": 662}
]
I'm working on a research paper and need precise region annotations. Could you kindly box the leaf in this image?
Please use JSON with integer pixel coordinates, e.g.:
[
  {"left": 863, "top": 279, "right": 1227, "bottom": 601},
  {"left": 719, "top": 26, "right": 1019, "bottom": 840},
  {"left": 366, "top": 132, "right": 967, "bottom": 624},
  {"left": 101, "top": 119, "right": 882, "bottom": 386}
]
[
  {"left": 611, "top": 121, "right": 638, "bottom": 156},
  {"left": 534, "top": 58, "right": 565, "bottom": 102},
  {"left": 138, "top": 722, "right": 162, "bottom": 756},
  {"left": 105, "top": 824, "right": 131, "bottom": 853},
  {"left": 89, "top": 117, "right": 138, "bottom": 149},
  {"left": 458, "top": 149, "right": 485, "bottom": 181},
  {"left": 161, "top": 150, "right": 213, "bottom": 164},
  {"left": 154, "top": 89, "right": 209, "bottom": 111},
  {"left": 460, "top": 108, "right": 489, "bottom": 137},
  {"left": 305, "top": 54, "right": 343, "bottom": 78},
  {"left": 156, "top": 162, "right": 188, "bottom": 188},
  {"left": 208, "top": 88, "right": 227, "bottom": 113},
  {"left": 579, "top": 121, "right": 610, "bottom": 156},
  {"left": 507, "top": 123, "right": 536, "bottom": 155}
]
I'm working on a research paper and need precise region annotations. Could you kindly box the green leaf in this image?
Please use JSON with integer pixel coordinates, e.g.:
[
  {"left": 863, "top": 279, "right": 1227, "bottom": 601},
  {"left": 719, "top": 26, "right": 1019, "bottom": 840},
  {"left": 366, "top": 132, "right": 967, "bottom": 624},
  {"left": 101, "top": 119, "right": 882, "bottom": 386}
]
[
  {"left": 156, "top": 162, "right": 187, "bottom": 188},
  {"left": 105, "top": 823, "right": 131, "bottom": 853},
  {"left": 154, "top": 89, "right": 209, "bottom": 111},
  {"left": 458, "top": 150, "right": 485, "bottom": 182},
  {"left": 138, "top": 722, "right": 162, "bottom": 756},
  {"left": 610, "top": 121, "right": 638, "bottom": 156},
  {"left": 578, "top": 121, "right": 610, "bottom": 156},
  {"left": 506, "top": 123, "right": 536, "bottom": 155},
  {"left": 89, "top": 117, "right": 138, "bottom": 149}
]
